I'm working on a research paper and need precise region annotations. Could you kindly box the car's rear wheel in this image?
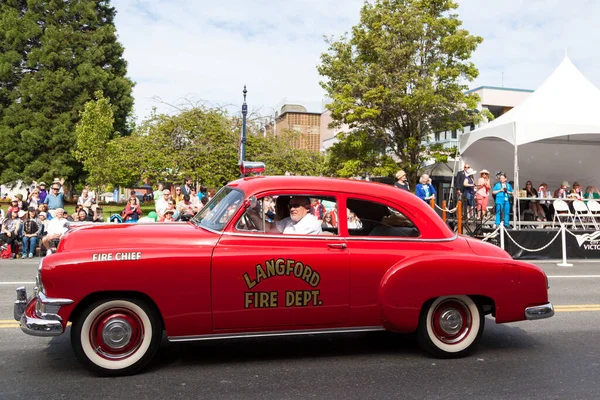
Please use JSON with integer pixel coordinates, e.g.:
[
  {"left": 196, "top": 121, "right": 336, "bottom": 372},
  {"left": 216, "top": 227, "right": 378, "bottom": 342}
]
[
  {"left": 417, "top": 295, "right": 484, "bottom": 358},
  {"left": 71, "top": 298, "right": 162, "bottom": 376}
]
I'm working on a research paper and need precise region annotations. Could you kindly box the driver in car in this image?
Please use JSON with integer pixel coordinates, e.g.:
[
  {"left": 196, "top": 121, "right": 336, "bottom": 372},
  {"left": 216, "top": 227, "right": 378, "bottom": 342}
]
[{"left": 254, "top": 196, "right": 322, "bottom": 234}]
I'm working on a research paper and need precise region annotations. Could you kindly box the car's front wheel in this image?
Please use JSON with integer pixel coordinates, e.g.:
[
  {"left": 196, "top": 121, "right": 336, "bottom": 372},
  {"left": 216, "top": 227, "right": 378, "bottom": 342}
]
[
  {"left": 71, "top": 298, "right": 162, "bottom": 376},
  {"left": 417, "top": 295, "right": 484, "bottom": 358}
]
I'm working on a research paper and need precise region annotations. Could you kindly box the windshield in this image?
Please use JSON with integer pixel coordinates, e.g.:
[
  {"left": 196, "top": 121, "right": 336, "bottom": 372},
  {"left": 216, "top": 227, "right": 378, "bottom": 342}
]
[{"left": 191, "top": 186, "right": 244, "bottom": 232}]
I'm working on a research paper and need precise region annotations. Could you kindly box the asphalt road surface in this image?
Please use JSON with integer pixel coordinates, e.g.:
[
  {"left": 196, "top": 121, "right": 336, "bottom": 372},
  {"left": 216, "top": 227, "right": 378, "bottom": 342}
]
[{"left": 1, "top": 258, "right": 599, "bottom": 400}]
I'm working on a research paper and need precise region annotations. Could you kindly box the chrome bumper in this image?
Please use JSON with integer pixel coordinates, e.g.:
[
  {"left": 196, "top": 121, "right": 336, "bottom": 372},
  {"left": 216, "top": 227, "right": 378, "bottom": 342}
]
[
  {"left": 14, "top": 287, "right": 73, "bottom": 337},
  {"left": 525, "top": 302, "right": 554, "bottom": 320}
]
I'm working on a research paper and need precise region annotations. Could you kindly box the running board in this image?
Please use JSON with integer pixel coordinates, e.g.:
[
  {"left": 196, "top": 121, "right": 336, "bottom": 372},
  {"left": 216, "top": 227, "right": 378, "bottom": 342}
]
[{"left": 168, "top": 326, "right": 385, "bottom": 343}]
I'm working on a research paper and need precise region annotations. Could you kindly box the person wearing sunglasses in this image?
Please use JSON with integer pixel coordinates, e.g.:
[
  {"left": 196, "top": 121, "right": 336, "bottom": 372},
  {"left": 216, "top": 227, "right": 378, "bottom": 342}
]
[
  {"left": 272, "top": 196, "right": 322, "bottom": 234},
  {"left": 43, "top": 183, "right": 65, "bottom": 217},
  {"left": 173, "top": 187, "right": 184, "bottom": 205}
]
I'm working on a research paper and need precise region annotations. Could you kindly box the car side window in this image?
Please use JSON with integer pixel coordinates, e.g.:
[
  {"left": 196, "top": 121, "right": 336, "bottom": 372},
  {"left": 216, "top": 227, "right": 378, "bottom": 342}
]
[
  {"left": 235, "top": 195, "right": 339, "bottom": 236},
  {"left": 346, "top": 198, "right": 420, "bottom": 238}
]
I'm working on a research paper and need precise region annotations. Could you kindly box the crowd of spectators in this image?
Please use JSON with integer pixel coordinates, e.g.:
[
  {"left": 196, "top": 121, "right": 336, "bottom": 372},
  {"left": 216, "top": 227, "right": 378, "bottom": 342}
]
[
  {"left": 454, "top": 163, "right": 600, "bottom": 228},
  {"left": 0, "top": 176, "right": 217, "bottom": 259}
]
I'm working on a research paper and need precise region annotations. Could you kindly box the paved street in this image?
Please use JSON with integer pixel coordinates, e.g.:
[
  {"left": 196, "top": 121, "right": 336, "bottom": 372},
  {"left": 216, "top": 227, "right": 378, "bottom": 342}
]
[{"left": 1, "top": 258, "right": 599, "bottom": 400}]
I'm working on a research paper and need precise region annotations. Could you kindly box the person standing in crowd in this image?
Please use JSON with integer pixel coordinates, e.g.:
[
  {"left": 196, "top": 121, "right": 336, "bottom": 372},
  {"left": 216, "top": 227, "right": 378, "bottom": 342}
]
[
  {"left": 180, "top": 176, "right": 194, "bottom": 196},
  {"left": 21, "top": 207, "right": 43, "bottom": 258},
  {"left": 455, "top": 163, "right": 470, "bottom": 204},
  {"left": 310, "top": 198, "right": 326, "bottom": 220},
  {"left": 462, "top": 168, "right": 476, "bottom": 218},
  {"left": 0, "top": 208, "right": 21, "bottom": 259},
  {"left": 492, "top": 173, "right": 513, "bottom": 228},
  {"left": 85, "top": 185, "right": 96, "bottom": 203},
  {"left": 38, "top": 182, "right": 48, "bottom": 204},
  {"left": 128, "top": 190, "right": 140, "bottom": 206},
  {"left": 394, "top": 170, "right": 410, "bottom": 191},
  {"left": 44, "top": 182, "right": 65, "bottom": 217},
  {"left": 415, "top": 174, "right": 436, "bottom": 202},
  {"left": 153, "top": 183, "right": 164, "bottom": 201},
  {"left": 476, "top": 169, "right": 491, "bottom": 219},
  {"left": 173, "top": 186, "right": 184, "bottom": 205},
  {"left": 28, "top": 188, "right": 41, "bottom": 209},
  {"left": 123, "top": 197, "right": 142, "bottom": 222}
]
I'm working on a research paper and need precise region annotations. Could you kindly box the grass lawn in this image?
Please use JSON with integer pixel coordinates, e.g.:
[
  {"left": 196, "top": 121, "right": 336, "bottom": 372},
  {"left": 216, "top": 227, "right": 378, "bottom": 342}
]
[{"left": 63, "top": 203, "right": 157, "bottom": 217}]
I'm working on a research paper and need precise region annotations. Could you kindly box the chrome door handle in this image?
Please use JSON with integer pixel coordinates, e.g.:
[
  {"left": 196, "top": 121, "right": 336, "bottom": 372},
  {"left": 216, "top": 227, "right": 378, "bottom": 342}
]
[{"left": 328, "top": 243, "right": 347, "bottom": 249}]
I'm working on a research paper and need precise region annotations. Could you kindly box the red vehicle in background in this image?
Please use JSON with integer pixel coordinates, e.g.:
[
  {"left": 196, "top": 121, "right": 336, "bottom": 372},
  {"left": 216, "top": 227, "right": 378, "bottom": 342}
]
[{"left": 14, "top": 174, "right": 553, "bottom": 376}]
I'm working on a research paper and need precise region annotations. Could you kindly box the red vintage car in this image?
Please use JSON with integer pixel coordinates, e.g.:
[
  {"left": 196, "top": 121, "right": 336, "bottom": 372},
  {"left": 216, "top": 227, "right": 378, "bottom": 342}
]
[{"left": 14, "top": 175, "right": 553, "bottom": 376}]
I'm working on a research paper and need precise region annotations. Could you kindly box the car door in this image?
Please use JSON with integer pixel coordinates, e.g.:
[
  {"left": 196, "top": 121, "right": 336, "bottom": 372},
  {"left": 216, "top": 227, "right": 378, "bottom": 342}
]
[
  {"left": 341, "top": 196, "right": 434, "bottom": 327},
  {"left": 211, "top": 194, "right": 349, "bottom": 331}
]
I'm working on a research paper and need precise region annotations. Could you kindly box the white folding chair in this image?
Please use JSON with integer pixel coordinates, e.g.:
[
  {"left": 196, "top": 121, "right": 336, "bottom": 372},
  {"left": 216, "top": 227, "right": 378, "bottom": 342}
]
[
  {"left": 584, "top": 200, "right": 600, "bottom": 226},
  {"left": 552, "top": 200, "right": 576, "bottom": 229},
  {"left": 573, "top": 200, "right": 598, "bottom": 230}
]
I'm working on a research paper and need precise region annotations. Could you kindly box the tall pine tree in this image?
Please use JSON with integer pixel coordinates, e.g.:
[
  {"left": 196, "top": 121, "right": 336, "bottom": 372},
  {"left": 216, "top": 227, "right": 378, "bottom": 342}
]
[{"left": 0, "top": 0, "right": 134, "bottom": 185}]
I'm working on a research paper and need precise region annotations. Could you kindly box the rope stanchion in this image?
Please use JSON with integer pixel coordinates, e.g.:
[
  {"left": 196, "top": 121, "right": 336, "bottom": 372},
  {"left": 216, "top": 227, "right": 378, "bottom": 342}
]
[
  {"left": 500, "top": 224, "right": 505, "bottom": 249},
  {"left": 502, "top": 226, "right": 562, "bottom": 253},
  {"left": 429, "top": 197, "right": 435, "bottom": 210},
  {"left": 457, "top": 201, "right": 462, "bottom": 235},
  {"left": 434, "top": 203, "right": 458, "bottom": 214},
  {"left": 481, "top": 225, "right": 501, "bottom": 242},
  {"left": 442, "top": 200, "right": 447, "bottom": 222},
  {"left": 558, "top": 227, "right": 578, "bottom": 267}
]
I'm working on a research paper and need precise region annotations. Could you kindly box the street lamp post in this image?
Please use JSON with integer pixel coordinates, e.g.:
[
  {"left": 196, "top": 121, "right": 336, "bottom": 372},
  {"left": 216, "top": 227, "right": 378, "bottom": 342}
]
[{"left": 240, "top": 85, "right": 248, "bottom": 178}]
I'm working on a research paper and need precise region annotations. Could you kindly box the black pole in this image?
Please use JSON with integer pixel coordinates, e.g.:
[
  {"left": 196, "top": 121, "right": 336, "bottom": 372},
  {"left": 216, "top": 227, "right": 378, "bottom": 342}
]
[{"left": 240, "top": 85, "right": 248, "bottom": 177}]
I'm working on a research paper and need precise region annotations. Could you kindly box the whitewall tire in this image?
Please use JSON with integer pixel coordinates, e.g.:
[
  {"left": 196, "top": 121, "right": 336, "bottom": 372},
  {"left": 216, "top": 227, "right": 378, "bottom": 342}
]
[
  {"left": 71, "top": 298, "right": 162, "bottom": 376},
  {"left": 417, "top": 295, "right": 484, "bottom": 358}
]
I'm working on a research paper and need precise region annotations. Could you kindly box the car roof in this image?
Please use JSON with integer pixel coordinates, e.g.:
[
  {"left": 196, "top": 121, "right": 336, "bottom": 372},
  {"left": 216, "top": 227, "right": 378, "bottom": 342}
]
[{"left": 227, "top": 175, "right": 454, "bottom": 239}]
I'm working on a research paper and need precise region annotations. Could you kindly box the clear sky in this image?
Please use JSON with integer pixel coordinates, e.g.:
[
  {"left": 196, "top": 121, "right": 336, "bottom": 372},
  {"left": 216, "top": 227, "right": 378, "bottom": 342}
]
[{"left": 111, "top": 0, "right": 600, "bottom": 120}]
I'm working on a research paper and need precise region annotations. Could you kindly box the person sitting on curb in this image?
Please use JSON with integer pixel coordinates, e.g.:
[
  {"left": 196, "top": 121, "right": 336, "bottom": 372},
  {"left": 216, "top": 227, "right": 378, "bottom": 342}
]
[{"left": 41, "top": 208, "right": 70, "bottom": 256}]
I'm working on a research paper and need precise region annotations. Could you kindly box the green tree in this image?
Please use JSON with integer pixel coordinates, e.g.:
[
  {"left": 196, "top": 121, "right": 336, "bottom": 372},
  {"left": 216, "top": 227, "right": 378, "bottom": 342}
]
[
  {"left": 0, "top": 0, "right": 134, "bottom": 185},
  {"left": 318, "top": 0, "right": 489, "bottom": 186},
  {"left": 93, "top": 106, "right": 326, "bottom": 190},
  {"left": 74, "top": 91, "right": 114, "bottom": 187}
]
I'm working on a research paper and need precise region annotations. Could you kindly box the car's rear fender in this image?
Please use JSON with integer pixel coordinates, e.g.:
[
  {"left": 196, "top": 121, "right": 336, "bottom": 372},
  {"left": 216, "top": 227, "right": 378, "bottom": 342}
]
[{"left": 378, "top": 255, "right": 522, "bottom": 332}]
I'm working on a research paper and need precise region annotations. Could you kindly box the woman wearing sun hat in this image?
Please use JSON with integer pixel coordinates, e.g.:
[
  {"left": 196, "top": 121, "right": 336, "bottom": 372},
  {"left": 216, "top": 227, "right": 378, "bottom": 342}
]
[
  {"left": 394, "top": 170, "right": 410, "bottom": 191},
  {"left": 476, "top": 169, "right": 491, "bottom": 219}
]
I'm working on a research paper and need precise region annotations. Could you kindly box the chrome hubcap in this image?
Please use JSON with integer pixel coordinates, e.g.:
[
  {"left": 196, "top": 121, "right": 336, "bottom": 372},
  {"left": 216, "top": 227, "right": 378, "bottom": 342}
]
[
  {"left": 101, "top": 318, "right": 133, "bottom": 349},
  {"left": 439, "top": 309, "right": 463, "bottom": 335}
]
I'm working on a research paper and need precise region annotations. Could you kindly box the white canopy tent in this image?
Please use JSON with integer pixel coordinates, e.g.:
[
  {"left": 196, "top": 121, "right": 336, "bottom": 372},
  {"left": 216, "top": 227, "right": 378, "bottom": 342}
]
[{"left": 460, "top": 56, "right": 600, "bottom": 199}]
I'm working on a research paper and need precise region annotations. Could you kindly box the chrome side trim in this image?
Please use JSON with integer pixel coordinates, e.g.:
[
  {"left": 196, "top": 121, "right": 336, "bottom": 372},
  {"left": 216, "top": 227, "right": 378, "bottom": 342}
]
[
  {"left": 168, "top": 326, "right": 385, "bottom": 343},
  {"left": 222, "top": 231, "right": 458, "bottom": 243},
  {"left": 222, "top": 231, "right": 346, "bottom": 241},
  {"left": 525, "top": 302, "right": 554, "bottom": 320},
  {"left": 345, "top": 234, "right": 458, "bottom": 243}
]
